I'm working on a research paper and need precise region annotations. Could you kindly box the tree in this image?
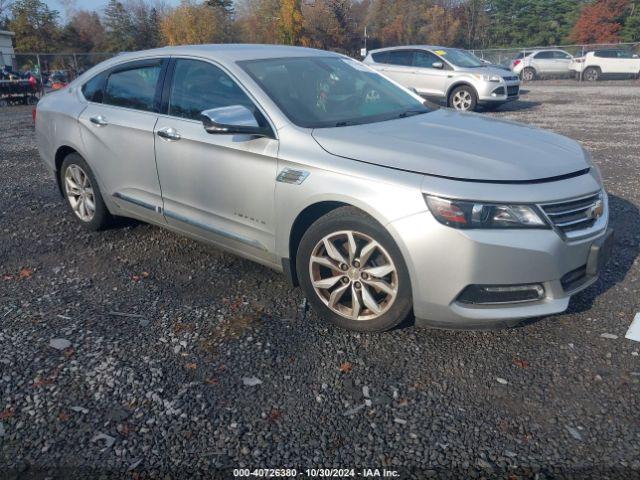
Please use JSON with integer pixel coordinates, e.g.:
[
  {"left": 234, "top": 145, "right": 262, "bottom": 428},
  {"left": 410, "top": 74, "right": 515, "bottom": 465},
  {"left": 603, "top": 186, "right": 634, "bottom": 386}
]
[
  {"left": 570, "top": 0, "right": 629, "bottom": 43},
  {"left": 621, "top": 0, "right": 640, "bottom": 41},
  {"left": 280, "top": 0, "right": 303, "bottom": 44},
  {"left": 161, "top": 0, "right": 227, "bottom": 45},
  {"left": 60, "top": 10, "right": 106, "bottom": 52},
  {"left": 9, "top": 0, "right": 60, "bottom": 52},
  {"left": 103, "top": 0, "right": 135, "bottom": 51},
  {"left": 235, "top": 0, "right": 281, "bottom": 44},
  {"left": 301, "top": 0, "right": 359, "bottom": 52}
]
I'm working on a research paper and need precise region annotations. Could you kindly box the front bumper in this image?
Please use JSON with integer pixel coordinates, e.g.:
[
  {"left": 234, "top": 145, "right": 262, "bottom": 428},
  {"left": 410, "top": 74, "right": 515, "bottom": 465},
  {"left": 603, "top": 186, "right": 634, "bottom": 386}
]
[
  {"left": 477, "top": 80, "right": 521, "bottom": 103},
  {"left": 388, "top": 203, "right": 610, "bottom": 329}
]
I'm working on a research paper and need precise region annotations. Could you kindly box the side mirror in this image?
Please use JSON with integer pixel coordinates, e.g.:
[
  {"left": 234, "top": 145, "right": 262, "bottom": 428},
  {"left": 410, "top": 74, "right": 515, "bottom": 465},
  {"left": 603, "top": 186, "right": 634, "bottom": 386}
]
[
  {"left": 200, "top": 105, "right": 271, "bottom": 137},
  {"left": 432, "top": 61, "right": 444, "bottom": 69}
]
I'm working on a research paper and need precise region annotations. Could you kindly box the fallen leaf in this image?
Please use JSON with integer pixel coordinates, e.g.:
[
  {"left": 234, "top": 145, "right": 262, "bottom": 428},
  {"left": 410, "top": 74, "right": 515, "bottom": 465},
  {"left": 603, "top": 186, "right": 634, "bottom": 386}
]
[
  {"left": 339, "top": 362, "right": 352, "bottom": 373},
  {"left": 3, "top": 274, "right": 13, "bottom": 280},
  {"left": 141, "top": 271, "right": 149, "bottom": 278},
  {"left": 0, "top": 408, "right": 15, "bottom": 420},
  {"left": 205, "top": 378, "right": 219, "bottom": 385},
  {"left": 63, "top": 348, "right": 75, "bottom": 358},
  {"left": 267, "top": 409, "right": 282, "bottom": 422},
  {"left": 185, "top": 362, "right": 197, "bottom": 370},
  {"left": 513, "top": 358, "right": 529, "bottom": 369},
  {"left": 19, "top": 267, "right": 33, "bottom": 279},
  {"left": 58, "top": 412, "right": 70, "bottom": 421}
]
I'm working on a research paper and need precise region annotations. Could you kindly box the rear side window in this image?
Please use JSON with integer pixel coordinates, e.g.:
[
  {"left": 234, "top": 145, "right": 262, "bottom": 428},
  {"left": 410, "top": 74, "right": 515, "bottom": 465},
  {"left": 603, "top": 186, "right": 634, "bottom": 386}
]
[
  {"left": 167, "top": 59, "right": 256, "bottom": 121},
  {"left": 386, "top": 50, "right": 413, "bottom": 66},
  {"left": 81, "top": 72, "right": 106, "bottom": 103},
  {"left": 594, "top": 50, "right": 614, "bottom": 58},
  {"left": 371, "top": 52, "right": 389, "bottom": 64},
  {"left": 104, "top": 64, "right": 162, "bottom": 112}
]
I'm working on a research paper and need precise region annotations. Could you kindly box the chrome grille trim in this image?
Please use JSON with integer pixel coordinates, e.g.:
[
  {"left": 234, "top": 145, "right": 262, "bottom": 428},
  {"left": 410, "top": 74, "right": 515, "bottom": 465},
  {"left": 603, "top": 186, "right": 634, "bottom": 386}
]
[{"left": 539, "top": 191, "right": 607, "bottom": 240}]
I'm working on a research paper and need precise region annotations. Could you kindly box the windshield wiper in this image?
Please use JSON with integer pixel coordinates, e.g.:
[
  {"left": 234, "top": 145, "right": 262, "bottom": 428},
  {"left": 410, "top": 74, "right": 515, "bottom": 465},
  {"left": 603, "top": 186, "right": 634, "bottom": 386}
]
[
  {"left": 334, "top": 120, "right": 360, "bottom": 127},
  {"left": 398, "top": 109, "right": 427, "bottom": 118}
]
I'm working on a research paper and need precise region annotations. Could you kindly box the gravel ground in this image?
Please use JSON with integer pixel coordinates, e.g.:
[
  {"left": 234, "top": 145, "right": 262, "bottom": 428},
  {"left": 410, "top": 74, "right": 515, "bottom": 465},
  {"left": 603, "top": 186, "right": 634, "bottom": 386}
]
[{"left": 1, "top": 83, "right": 639, "bottom": 479}]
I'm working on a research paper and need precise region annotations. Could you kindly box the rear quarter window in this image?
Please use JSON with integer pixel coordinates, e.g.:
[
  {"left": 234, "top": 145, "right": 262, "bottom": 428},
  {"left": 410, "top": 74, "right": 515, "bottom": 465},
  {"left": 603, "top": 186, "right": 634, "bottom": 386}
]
[
  {"left": 371, "top": 52, "right": 389, "bottom": 64},
  {"left": 81, "top": 72, "right": 107, "bottom": 103}
]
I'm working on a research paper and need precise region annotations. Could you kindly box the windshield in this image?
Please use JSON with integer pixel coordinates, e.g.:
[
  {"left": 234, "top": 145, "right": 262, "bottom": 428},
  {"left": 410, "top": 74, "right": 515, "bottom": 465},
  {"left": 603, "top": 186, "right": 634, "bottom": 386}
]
[
  {"left": 436, "top": 48, "right": 484, "bottom": 68},
  {"left": 239, "top": 56, "right": 429, "bottom": 128}
]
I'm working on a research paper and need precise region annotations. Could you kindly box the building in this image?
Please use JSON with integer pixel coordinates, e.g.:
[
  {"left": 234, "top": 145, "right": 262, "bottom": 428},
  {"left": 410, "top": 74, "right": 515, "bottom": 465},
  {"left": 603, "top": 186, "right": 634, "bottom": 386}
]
[{"left": 0, "top": 30, "right": 16, "bottom": 69}]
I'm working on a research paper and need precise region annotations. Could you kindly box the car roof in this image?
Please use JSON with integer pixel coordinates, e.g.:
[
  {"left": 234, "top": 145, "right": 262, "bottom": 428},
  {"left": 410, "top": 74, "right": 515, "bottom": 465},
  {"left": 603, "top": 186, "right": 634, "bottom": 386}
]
[
  {"left": 110, "top": 44, "right": 338, "bottom": 63},
  {"left": 368, "top": 45, "right": 454, "bottom": 53}
]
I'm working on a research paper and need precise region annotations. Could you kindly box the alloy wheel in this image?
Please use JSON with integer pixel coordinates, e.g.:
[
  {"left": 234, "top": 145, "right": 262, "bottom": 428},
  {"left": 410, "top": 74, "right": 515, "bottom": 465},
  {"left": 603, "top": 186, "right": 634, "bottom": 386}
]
[
  {"left": 452, "top": 90, "right": 473, "bottom": 111},
  {"left": 585, "top": 69, "right": 598, "bottom": 81},
  {"left": 64, "top": 164, "right": 96, "bottom": 222},
  {"left": 522, "top": 69, "right": 535, "bottom": 81},
  {"left": 309, "top": 230, "right": 398, "bottom": 321}
]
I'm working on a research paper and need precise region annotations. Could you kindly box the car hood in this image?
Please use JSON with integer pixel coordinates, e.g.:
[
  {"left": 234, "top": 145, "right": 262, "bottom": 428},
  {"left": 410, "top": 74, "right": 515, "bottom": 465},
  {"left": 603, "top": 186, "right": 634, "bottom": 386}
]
[
  {"left": 454, "top": 65, "right": 513, "bottom": 77},
  {"left": 311, "top": 109, "right": 589, "bottom": 182}
]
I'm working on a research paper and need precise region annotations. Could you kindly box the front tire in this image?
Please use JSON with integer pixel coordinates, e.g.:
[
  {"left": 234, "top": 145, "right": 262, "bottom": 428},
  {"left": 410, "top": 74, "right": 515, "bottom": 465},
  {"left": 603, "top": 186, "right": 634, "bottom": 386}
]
[
  {"left": 60, "top": 153, "right": 112, "bottom": 230},
  {"left": 448, "top": 85, "right": 478, "bottom": 112},
  {"left": 296, "top": 207, "right": 413, "bottom": 332}
]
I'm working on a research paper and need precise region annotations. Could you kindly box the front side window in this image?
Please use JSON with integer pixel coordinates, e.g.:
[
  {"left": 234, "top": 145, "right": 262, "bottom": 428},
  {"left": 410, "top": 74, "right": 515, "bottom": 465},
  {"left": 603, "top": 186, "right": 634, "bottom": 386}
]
[
  {"left": 435, "top": 49, "right": 483, "bottom": 68},
  {"left": 240, "top": 56, "right": 429, "bottom": 129},
  {"left": 553, "top": 51, "right": 572, "bottom": 59},
  {"left": 413, "top": 51, "right": 441, "bottom": 68},
  {"left": 168, "top": 59, "right": 256, "bottom": 121},
  {"left": 103, "top": 63, "right": 162, "bottom": 112},
  {"left": 535, "top": 51, "right": 554, "bottom": 59}
]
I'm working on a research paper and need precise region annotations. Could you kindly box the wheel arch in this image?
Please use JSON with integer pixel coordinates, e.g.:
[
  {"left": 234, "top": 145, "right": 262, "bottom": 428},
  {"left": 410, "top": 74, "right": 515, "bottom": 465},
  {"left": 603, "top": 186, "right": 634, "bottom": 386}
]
[
  {"left": 54, "top": 145, "right": 80, "bottom": 196},
  {"left": 285, "top": 200, "right": 350, "bottom": 286}
]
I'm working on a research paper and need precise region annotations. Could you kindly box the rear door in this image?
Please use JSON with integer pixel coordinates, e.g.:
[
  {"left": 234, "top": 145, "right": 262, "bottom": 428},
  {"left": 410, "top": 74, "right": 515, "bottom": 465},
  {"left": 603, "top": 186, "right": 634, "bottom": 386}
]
[
  {"left": 78, "top": 58, "right": 167, "bottom": 223},
  {"left": 377, "top": 50, "right": 417, "bottom": 87},
  {"left": 153, "top": 57, "right": 278, "bottom": 261}
]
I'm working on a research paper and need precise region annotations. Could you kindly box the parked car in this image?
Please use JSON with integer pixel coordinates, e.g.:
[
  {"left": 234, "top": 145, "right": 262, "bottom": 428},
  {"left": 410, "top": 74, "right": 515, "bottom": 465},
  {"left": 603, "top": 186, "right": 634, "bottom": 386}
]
[
  {"left": 363, "top": 46, "right": 520, "bottom": 112},
  {"left": 570, "top": 50, "right": 640, "bottom": 81},
  {"left": 511, "top": 49, "right": 573, "bottom": 80},
  {"left": 35, "top": 45, "right": 612, "bottom": 332}
]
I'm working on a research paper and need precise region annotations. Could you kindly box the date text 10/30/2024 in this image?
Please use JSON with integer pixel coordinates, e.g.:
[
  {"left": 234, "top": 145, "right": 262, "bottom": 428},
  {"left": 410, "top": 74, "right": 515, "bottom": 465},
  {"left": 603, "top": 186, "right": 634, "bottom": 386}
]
[{"left": 233, "top": 468, "right": 400, "bottom": 477}]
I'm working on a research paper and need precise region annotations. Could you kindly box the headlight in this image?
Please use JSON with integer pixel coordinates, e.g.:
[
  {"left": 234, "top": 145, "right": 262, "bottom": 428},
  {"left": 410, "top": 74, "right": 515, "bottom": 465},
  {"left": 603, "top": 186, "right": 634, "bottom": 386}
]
[
  {"left": 425, "top": 195, "right": 548, "bottom": 229},
  {"left": 472, "top": 74, "right": 502, "bottom": 82}
]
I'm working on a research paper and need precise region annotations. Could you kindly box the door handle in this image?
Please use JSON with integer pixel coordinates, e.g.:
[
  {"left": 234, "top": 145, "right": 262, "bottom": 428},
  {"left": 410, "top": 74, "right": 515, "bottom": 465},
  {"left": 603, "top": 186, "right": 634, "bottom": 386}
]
[
  {"left": 157, "top": 127, "right": 181, "bottom": 141},
  {"left": 89, "top": 115, "right": 108, "bottom": 127}
]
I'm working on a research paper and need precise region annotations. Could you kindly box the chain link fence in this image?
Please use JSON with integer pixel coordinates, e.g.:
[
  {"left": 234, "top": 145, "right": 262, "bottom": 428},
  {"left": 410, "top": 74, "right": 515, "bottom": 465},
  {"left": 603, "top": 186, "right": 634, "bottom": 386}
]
[{"left": 1, "top": 43, "right": 639, "bottom": 107}]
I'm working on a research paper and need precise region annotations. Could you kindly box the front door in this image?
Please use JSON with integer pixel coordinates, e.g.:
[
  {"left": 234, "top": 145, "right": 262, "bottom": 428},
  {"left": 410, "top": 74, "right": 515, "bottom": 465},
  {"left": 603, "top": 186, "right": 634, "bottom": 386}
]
[
  {"left": 153, "top": 58, "right": 278, "bottom": 262},
  {"left": 411, "top": 50, "right": 449, "bottom": 96},
  {"left": 78, "top": 58, "right": 167, "bottom": 223}
]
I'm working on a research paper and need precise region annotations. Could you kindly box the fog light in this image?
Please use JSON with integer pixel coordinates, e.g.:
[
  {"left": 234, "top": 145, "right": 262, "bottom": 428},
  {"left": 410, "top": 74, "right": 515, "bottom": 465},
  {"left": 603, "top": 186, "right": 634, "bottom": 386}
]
[{"left": 457, "top": 284, "right": 545, "bottom": 305}]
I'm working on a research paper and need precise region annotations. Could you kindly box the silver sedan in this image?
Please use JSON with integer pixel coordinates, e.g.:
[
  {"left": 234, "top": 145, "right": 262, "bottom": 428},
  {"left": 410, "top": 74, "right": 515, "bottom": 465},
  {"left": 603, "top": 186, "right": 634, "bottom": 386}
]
[{"left": 35, "top": 45, "right": 612, "bottom": 332}]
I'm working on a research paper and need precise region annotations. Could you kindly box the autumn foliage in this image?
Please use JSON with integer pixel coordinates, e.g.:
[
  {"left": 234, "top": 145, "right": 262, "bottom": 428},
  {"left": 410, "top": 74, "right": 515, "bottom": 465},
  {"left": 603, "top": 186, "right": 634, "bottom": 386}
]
[{"left": 570, "top": 0, "right": 631, "bottom": 43}]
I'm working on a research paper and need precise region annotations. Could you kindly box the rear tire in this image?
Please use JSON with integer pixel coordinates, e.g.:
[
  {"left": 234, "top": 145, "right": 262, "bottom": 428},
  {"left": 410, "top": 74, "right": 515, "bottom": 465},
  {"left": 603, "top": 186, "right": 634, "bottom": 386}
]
[
  {"left": 296, "top": 207, "right": 413, "bottom": 332},
  {"left": 584, "top": 67, "right": 600, "bottom": 82},
  {"left": 521, "top": 67, "right": 536, "bottom": 81},
  {"left": 448, "top": 85, "right": 478, "bottom": 112},
  {"left": 60, "top": 153, "right": 112, "bottom": 231}
]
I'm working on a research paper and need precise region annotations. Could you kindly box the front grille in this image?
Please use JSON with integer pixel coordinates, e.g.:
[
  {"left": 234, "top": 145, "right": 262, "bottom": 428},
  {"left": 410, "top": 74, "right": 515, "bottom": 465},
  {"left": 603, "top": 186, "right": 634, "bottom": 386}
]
[
  {"left": 503, "top": 75, "right": 519, "bottom": 81},
  {"left": 492, "top": 86, "right": 505, "bottom": 95},
  {"left": 507, "top": 85, "right": 519, "bottom": 96},
  {"left": 541, "top": 192, "right": 603, "bottom": 235}
]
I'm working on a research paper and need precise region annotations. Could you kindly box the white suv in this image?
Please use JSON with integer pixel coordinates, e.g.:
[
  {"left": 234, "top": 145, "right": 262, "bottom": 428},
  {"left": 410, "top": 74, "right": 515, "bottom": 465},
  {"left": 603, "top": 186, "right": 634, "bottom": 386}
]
[
  {"left": 511, "top": 49, "right": 573, "bottom": 81},
  {"left": 570, "top": 50, "right": 640, "bottom": 81}
]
